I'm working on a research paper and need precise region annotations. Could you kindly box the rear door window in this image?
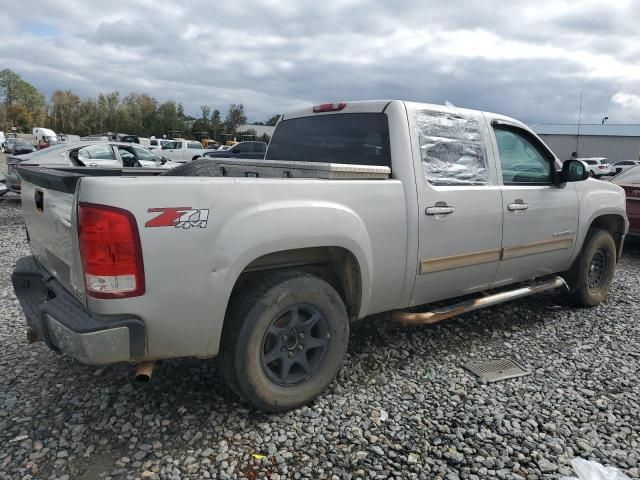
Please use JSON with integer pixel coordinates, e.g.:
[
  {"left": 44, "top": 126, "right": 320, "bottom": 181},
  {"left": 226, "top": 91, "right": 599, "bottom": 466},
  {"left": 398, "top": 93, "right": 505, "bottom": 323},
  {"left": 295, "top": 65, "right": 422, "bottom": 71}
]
[
  {"left": 266, "top": 113, "right": 391, "bottom": 167},
  {"left": 78, "top": 144, "right": 116, "bottom": 160},
  {"left": 417, "top": 110, "right": 489, "bottom": 185}
]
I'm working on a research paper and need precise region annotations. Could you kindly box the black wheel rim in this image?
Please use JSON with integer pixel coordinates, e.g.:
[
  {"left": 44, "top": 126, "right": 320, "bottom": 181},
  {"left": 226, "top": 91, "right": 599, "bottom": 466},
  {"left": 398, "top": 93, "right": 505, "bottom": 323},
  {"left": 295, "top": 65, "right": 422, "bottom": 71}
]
[
  {"left": 260, "top": 304, "right": 330, "bottom": 386},
  {"left": 587, "top": 248, "right": 608, "bottom": 290}
]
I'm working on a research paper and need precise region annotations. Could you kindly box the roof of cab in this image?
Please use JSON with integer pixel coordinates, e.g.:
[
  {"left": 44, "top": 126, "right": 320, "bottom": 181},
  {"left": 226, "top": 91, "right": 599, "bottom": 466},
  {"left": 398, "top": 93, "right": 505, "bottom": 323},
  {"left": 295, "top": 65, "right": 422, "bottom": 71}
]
[{"left": 281, "top": 100, "right": 528, "bottom": 130}]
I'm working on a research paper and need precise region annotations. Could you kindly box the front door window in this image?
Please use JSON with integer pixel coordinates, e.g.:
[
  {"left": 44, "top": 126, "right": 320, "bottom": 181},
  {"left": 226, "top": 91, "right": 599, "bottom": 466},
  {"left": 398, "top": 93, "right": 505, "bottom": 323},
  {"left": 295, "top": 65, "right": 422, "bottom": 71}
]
[{"left": 494, "top": 127, "right": 553, "bottom": 185}]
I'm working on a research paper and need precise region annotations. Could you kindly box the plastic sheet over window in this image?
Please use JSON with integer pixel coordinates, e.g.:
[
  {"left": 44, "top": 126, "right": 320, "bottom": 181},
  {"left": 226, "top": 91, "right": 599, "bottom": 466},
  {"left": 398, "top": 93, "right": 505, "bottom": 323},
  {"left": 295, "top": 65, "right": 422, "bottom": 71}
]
[{"left": 417, "top": 110, "right": 488, "bottom": 185}]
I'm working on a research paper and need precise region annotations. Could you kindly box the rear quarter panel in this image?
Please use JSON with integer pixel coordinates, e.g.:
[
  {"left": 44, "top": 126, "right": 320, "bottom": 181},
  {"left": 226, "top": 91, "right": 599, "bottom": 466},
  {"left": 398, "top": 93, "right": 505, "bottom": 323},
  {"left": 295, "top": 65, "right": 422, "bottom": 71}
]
[{"left": 77, "top": 176, "right": 408, "bottom": 359}]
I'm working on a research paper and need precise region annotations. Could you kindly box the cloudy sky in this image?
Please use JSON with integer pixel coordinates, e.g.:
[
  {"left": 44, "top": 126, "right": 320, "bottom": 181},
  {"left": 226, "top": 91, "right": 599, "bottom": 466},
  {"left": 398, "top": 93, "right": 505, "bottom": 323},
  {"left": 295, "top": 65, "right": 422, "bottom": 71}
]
[{"left": 2, "top": 0, "right": 640, "bottom": 124}]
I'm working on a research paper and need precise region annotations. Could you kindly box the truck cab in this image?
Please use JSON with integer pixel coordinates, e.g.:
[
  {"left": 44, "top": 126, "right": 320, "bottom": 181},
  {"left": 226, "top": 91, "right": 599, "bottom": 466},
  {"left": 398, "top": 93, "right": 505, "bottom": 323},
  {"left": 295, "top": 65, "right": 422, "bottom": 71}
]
[{"left": 160, "top": 139, "right": 204, "bottom": 162}]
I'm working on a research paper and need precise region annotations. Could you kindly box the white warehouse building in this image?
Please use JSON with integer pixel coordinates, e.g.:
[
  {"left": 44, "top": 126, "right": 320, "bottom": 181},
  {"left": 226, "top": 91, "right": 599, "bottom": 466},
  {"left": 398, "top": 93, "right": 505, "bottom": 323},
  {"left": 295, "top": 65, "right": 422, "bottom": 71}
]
[{"left": 532, "top": 124, "right": 640, "bottom": 162}]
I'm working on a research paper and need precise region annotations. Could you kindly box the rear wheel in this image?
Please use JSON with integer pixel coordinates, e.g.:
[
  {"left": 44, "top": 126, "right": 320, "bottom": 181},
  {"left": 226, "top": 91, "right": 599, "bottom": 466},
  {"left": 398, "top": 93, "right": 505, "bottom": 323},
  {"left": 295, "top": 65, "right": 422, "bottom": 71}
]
[
  {"left": 564, "top": 229, "right": 616, "bottom": 306},
  {"left": 220, "top": 271, "right": 349, "bottom": 412}
]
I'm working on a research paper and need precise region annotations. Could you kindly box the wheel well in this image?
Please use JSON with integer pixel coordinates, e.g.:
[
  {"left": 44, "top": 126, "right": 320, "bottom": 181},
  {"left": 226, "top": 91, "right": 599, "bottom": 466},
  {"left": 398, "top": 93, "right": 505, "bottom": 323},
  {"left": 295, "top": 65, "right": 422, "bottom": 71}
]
[
  {"left": 589, "top": 214, "right": 625, "bottom": 258},
  {"left": 228, "top": 247, "right": 362, "bottom": 321},
  {"left": 192, "top": 155, "right": 201, "bottom": 161}
]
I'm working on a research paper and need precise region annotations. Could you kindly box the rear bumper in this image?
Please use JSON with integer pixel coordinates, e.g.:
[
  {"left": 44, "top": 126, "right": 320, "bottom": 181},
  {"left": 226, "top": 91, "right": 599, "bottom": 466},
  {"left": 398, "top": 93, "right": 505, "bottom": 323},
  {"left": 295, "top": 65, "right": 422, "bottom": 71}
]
[{"left": 11, "top": 256, "right": 145, "bottom": 365}]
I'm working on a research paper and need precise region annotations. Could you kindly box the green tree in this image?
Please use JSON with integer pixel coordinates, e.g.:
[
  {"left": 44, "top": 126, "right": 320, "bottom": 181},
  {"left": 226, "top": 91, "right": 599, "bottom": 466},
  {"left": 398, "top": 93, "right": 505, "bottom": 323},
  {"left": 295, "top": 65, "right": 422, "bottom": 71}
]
[
  {"left": 224, "top": 103, "right": 247, "bottom": 134},
  {"left": 200, "top": 105, "right": 211, "bottom": 123},
  {"left": 49, "top": 90, "right": 81, "bottom": 133},
  {"left": 0, "top": 69, "right": 46, "bottom": 131},
  {"left": 264, "top": 114, "right": 281, "bottom": 126},
  {"left": 210, "top": 109, "right": 222, "bottom": 139}
]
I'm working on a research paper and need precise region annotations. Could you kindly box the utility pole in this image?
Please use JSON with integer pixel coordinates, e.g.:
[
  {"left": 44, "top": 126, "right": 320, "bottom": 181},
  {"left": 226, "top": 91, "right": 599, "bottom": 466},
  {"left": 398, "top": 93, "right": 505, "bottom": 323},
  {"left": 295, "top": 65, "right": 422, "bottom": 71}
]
[{"left": 576, "top": 92, "right": 583, "bottom": 158}]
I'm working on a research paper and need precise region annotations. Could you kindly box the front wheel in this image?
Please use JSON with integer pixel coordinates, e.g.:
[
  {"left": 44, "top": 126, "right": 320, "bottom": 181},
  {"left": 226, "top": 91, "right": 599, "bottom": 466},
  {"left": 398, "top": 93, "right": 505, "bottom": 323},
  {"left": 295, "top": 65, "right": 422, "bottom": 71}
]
[
  {"left": 564, "top": 229, "right": 616, "bottom": 306},
  {"left": 220, "top": 271, "right": 349, "bottom": 412}
]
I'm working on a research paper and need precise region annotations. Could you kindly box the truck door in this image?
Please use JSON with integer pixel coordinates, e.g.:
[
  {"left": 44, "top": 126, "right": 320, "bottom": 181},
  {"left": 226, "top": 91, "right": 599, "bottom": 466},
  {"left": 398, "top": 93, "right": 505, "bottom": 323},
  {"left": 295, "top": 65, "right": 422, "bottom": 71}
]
[
  {"left": 161, "top": 141, "right": 182, "bottom": 162},
  {"left": 410, "top": 107, "right": 503, "bottom": 306},
  {"left": 490, "top": 121, "right": 579, "bottom": 285}
]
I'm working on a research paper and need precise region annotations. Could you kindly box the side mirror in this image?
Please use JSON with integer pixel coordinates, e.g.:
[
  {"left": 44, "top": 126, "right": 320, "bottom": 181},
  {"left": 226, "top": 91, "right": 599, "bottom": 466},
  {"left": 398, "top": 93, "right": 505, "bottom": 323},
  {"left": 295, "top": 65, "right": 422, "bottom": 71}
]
[
  {"left": 77, "top": 154, "right": 90, "bottom": 166},
  {"left": 160, "top": 157, "right": 167, "bottom": 164},
  {"left": 231, "top": 148, "right": 240, "bottom": 154},
  {"left": 561, "top": 159, "right": 589, "bottom": 183}
]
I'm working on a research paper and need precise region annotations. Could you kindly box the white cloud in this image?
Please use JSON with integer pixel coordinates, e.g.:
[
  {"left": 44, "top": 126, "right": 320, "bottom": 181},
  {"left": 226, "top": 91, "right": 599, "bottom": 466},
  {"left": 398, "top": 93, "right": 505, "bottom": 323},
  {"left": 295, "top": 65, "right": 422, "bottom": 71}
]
[{"left": 1, "top": 0, "right": 639, "bottom": 123}]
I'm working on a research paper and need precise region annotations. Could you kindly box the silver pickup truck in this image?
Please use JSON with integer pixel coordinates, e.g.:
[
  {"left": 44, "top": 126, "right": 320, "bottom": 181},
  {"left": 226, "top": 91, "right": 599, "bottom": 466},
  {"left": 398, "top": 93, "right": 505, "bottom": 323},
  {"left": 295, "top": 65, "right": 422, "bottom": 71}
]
[{"left": 12, "top": 100, "right": 628, "bottom": 412}]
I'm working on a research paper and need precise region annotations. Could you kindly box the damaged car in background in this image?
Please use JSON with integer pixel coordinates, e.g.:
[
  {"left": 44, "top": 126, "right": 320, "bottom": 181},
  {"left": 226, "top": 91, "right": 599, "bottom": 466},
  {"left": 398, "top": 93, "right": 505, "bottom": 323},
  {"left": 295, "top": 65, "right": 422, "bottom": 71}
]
[{"left": 4, "top": 141, "right": 178, "bottom": 194}]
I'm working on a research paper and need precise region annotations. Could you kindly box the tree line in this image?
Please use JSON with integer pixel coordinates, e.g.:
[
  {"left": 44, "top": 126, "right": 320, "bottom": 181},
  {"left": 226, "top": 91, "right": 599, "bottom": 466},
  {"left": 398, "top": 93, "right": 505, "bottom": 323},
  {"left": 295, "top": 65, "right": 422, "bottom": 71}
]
[{"left": 0, "top": 69, "right": 280, "bottom": 141}]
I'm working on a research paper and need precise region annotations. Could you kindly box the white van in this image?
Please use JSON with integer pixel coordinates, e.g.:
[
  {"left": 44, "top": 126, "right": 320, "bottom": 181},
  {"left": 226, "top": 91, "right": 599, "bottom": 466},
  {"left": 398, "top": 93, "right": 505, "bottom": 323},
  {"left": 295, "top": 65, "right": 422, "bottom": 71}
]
[{"left": 32, "top": 127, "right": 59, "bottom": 146}]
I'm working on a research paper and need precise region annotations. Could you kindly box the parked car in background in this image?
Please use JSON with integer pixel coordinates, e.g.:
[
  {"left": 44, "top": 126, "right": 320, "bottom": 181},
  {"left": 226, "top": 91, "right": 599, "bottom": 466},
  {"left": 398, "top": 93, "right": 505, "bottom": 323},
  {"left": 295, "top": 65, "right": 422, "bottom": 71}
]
[
  {"left": 4, "top": 138, "right": 21, "bottom": 153},
  {"left": 611, "top": 165, "right": 640, "bottom": 237},
  {"left": 576, "top": 157, "right": 610, "bottom": 178},
  {"left": 112, "top": 133, "right": 140, "bottom": 144},
  {"left": 4, "top": 141, "right": 177, "bottom": 193},
  {"left": 148, "top": 137, "right": 171, "bottom": 151},
  {"left": 57, "top": 134, "right": 81, "bottom": 143},
  {"left": 7, "top": 140, "right": 36, "bottom": 155},
  {"left": 160, "top": 139, "right": 205, "bottom": 162},
  {"left": 11, "top": 100, "right": 628, "bottom": 412},
  {"left": 203, "top": 141, "right": 267, "bottom": 159},
  {"left": 610, "top": 160, "right": 640, "bottom": 176}
]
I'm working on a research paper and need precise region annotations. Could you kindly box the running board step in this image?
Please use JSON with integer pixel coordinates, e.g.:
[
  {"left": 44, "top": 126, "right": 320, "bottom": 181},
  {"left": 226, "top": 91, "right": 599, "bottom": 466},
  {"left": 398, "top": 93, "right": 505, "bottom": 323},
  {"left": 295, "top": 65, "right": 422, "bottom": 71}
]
[{"left": 393, "top": 276, "right": 567, "bottom": 325}]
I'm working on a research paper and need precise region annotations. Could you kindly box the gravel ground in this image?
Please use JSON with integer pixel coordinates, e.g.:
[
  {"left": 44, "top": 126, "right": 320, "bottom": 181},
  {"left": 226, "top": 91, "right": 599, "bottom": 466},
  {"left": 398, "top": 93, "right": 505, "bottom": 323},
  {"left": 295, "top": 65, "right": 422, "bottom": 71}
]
[{"left": 1, "top": 195, "right": 639, "bottom": 480}]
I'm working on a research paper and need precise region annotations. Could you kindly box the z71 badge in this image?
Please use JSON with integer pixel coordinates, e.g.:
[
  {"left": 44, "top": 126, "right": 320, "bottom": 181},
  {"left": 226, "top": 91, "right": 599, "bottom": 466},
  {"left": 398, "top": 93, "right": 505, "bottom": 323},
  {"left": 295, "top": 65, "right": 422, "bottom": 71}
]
[{"left": 145, "top": 207, "right": 210, "bottom": 229}]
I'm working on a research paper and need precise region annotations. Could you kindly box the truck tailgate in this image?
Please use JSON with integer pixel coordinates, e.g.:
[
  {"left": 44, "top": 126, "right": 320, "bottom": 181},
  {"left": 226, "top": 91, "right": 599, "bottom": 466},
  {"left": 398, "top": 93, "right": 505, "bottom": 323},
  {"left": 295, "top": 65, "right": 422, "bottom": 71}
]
[{"left": 17, "top": 167, "right": 84, "bottom": 298}]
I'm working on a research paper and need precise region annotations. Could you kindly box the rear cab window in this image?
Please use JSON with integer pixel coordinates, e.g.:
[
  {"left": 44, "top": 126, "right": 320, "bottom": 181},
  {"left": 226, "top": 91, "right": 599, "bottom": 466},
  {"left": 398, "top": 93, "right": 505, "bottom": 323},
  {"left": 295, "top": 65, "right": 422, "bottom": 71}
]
[{"left": 265, "top": 113, "right": 391, "bottom": 167}]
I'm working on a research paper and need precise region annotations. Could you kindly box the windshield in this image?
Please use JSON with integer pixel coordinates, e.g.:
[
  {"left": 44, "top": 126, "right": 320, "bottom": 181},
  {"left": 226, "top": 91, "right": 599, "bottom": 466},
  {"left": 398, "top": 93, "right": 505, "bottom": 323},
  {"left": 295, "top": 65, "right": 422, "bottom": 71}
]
[{"left": 612, "top": 165, "right": 640, "bottom": 184}]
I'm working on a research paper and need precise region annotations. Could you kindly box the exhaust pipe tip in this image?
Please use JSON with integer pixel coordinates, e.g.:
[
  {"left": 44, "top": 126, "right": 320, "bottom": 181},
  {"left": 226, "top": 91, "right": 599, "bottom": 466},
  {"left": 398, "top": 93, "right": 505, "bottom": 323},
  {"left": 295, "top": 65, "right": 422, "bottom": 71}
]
[{"left": 134, "top": 361, "right": 156, "bottom": 383}]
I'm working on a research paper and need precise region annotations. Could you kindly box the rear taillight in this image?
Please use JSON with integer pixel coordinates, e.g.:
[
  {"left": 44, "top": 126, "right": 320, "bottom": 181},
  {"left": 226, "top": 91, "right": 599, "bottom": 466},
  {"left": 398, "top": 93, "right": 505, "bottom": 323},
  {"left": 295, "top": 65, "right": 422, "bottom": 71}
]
[
  {"left": 78, "top": 202, "right": 145, "bottom": 299},
  {"left": 313, "top": 102, "right": 347, "bottom": 113}
]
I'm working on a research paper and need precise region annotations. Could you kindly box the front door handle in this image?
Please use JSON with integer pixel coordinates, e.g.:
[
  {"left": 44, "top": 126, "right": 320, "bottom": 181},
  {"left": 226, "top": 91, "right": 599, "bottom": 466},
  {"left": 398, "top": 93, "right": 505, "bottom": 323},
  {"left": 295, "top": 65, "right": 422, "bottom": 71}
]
[
  {"left": 507, "top": 201, "right": 529, "bottom": 211},
  {"left": 425, "top": 205, "right": 455, "bottom": 215}
]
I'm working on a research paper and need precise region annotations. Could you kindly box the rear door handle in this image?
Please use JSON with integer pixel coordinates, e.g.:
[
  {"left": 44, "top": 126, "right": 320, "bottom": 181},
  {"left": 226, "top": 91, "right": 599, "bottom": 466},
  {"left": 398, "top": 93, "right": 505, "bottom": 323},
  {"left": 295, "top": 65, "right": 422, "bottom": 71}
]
[
  {"left": 507, "top": 202, "right": 529, "bottom": 211},
  {"left": 89, "top": 163, "right": 99, "bottom": 167},
  {"left": 425, "top": 205, "right": 455, "bottom": 215}
]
